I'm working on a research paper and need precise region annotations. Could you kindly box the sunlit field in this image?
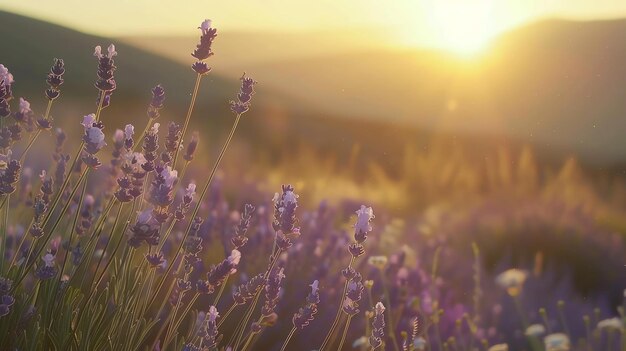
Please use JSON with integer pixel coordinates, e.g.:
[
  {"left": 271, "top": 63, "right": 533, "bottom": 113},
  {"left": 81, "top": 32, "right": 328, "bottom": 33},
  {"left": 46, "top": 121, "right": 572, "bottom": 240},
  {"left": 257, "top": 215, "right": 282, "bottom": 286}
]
[{"left": 0, "top": 2, "right": 625, "bottom": 351}]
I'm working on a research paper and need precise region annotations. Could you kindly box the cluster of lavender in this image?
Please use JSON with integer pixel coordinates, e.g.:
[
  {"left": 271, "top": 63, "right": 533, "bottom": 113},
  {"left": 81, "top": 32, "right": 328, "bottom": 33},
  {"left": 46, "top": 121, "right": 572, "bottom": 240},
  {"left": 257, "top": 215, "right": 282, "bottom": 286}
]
[
  {"left": 93, "top": 44, "right": 117, "bottom": 108},
  {"left": 191, "top": 19, "right": 217, "bottom": 75},
  {"left": 0, "top": 64, "right": 13, "bottom": 118},
  {"left": 292, "top": 280, "right": 320, "bottom": 329},
  {"left": 0, "top": 277, "right": 13, "bottom": 317},
  {"left": 0, "top": 17, "right": 623, "bottom": 351}
]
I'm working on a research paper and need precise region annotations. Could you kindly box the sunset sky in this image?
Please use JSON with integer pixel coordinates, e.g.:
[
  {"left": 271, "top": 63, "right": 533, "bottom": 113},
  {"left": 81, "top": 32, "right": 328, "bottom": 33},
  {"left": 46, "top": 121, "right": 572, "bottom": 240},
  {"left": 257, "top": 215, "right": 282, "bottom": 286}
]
[{"left": 2, "top": 0, "right": 626, "bottom": 53}]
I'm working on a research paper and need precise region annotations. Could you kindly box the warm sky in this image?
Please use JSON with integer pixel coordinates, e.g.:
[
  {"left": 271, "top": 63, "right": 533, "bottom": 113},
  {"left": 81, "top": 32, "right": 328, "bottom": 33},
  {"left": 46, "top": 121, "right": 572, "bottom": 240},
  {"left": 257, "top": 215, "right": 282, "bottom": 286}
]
[{"left": 2, "top": 0, "right": 626, "bottom": 53}]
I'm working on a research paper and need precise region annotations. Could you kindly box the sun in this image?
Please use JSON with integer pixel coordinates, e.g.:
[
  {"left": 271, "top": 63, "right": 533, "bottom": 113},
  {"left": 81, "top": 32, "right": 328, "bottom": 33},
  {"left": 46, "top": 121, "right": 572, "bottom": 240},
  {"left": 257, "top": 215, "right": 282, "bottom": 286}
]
[{"left": 422, "top": 0, "right": 498, "bottom": 56}]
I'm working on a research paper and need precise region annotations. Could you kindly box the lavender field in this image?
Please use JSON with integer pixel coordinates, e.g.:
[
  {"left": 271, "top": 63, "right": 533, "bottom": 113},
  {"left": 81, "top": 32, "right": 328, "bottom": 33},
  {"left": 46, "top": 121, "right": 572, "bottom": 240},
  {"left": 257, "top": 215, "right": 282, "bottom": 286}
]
[{"left": 0, "top": 4, "right": 625, "bottom": 351}]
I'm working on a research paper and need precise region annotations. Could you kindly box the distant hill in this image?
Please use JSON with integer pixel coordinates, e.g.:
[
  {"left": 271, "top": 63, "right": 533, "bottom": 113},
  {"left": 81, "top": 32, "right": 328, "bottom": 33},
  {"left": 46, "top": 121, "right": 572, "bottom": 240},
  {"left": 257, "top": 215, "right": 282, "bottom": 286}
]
[
  {"left": 2, "top": 9, "right": 623, "bottom": 181},
  {"left": 0, "top": 10, "right": 249, "bottom": 132},
  {"left": 124, "top": 18, "right": 626, "bottom": 164}
]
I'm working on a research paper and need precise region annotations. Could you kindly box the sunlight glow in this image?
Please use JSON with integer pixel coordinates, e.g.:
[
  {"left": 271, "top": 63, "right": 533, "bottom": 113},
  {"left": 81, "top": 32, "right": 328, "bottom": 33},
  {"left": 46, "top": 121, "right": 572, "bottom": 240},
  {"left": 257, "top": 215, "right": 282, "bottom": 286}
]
[{"left": 420, "top": 0, "right": 498, "bottom": 56}]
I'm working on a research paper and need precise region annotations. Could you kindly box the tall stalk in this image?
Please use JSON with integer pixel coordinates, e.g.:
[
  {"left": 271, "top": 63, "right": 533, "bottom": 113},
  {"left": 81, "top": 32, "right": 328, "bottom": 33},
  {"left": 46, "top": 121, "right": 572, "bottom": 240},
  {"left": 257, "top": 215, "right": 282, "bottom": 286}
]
[{"left": 172, "top": 73, "right": 202, "bottom": 169}]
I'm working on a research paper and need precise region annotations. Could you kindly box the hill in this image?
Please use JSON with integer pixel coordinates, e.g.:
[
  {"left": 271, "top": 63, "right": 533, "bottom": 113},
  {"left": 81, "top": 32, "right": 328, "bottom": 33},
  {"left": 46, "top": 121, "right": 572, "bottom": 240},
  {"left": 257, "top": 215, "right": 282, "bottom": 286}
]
[{"left": 124, "top": 19, "right": 626, "bottom": 164}]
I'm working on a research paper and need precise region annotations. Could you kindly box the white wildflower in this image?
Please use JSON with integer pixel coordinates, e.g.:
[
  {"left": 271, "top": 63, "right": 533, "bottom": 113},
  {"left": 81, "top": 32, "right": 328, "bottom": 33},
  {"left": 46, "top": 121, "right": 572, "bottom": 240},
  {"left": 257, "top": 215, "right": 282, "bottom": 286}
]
[
  {"left": 487, "top": 344, "right": 508, "bottom": 351},
  {"left": 525, "top": 324, "right": 546, "bottom": 337},
  {"left": 544, "top": 333, "right": 570, "bottom": 351},
  {"left": 495, "top": 269, "right": 528, "bottom": 297},
  {"left": 597, "top": 317, "right": 623, "bottom": 330}
]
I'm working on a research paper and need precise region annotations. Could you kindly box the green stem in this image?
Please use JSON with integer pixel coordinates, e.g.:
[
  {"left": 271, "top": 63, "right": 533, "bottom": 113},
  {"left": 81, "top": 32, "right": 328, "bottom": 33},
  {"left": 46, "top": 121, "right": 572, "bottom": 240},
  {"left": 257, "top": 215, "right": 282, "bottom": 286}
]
[
  {"left": 319, "top": 256, "right": 355, "bottom": 351},
  {"left": 173, "top": 73, "right": 202, "bottom": 169},
  {"left": 280, "top": 327, "right": 297, "bottom": 351},
  {"left": 148, "top": 114, "right": 242, "bottom": 308},
  {"left": 0, "top": 194, "right": 9, "bottom": 273},
  {"left": 57, "top": 179, "right": 88, "bottom": 285},
  {"left": 380, "top": 268, "right": 401, "bottom": 351},
  {"left": 12, "top": 168, "right": 89, "bottom": 290},
  {"left": 337, "top": 315, "right": 353, "bottom": 351}
]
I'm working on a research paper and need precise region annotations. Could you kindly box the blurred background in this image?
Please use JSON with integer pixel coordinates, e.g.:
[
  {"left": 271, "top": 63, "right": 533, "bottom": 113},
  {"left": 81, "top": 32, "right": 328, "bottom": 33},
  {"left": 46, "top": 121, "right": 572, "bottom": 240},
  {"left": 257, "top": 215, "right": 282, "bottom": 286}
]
[{"left": 1, "top": 0, "right": 625, "bottom": 327}]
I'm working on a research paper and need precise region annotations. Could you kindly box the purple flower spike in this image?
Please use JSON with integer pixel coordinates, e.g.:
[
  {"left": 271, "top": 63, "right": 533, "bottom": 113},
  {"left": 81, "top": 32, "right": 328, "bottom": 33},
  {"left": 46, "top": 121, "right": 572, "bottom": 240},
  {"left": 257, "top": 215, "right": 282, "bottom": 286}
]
[{"left": 229, "top": 73, "right": 257, "bottom": 116}]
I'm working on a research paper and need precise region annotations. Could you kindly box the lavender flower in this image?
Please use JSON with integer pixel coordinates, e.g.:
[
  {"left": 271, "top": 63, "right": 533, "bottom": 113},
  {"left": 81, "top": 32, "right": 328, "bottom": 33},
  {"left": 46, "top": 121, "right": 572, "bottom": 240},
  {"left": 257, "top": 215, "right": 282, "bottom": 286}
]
[
  {"left": 94, "top": 44, "right": 117, "bottom": 92},
  {"left": 0, "top": 159, "right": 21, "bottom": 195},
  {"left": 231, "top": 204, "right": 255, "bottom": 249},
  {"left": 141, "top": 123, "right": 159, "bottom": 172},
  {"left": 350, "top": 205, "right": 375, "bottom": 259},
  {"left": 35, "top": 253, "right": 58, "bottom": 280},
  {"left": 229, "top": 74, "right": 257, "bottom": 115},
  {"left": 183, "top": 131, "right": 199, "bottom": 162},
  {"left": 46, "top": 58, "right": 65, "bottom": 101},
  {"left": 272, "top": 185, "right": 300, "bottom": 251},
  {"left": 233, "top": 273, "right": 264, "bottom": 305},
  {"left": 292, "top": 280, "right": 320, "bottom": 329},
  {"left": 191, "top": 19, "right": 217, "bottom": 74},
  {"left": 201, "top": 306, "right": 219, "bottom": 348},
  {"left": 147, "top": 84, "right": 165, "bottom": 119},
  {"left": 0, "top": 294, "right": 15, "bottom": 317},
  {"left": 124, "top": 124, "right": 134, "bottom": 150},
  {"left": 262, "top": 267, "right": 285, "bottom": 317},
  {"left": 370, "top": 302, "right": 386, "bottom": 349},
  {"left": 0, "top": 64, "right": 14, "bottom": 118},
  {"left": 207, "top": 249, "right": 242, "bottom": 288},
  {"left": 148, "top": 165, "right": 178, "bottom": 221},
  {"left": 127, "top": 208, "right": 160, "bottom": 248}
]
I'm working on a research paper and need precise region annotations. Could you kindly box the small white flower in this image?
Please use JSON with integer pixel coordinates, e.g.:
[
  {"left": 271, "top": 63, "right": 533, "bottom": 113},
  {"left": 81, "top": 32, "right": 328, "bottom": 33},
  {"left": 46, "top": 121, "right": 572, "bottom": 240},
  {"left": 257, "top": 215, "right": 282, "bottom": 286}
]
[
  {"left": 495, "top": 269, "right": 528, "bottom": 296},
  {"left": 413, "top": 337, "right": 427, "bottom": 350},
  {"left": 18, "top": 98, "right": 31, "bottom": 114},
  {"left": 107, "top": 44, "right": 117, "bottom": 58},
  {"left": 368, "top": 256, "right": 388, "bottom": 270},
  {"left": 81, "top": 113, "right": 96, "bottom": 129},
  {"left": 487, "top": 344, "right": 508, "bottom": 351},
  {"left": 39, "top": 170, "right": 47, "bottom": 181},
  {"left": 160, "top": 166, "right": 178, "bottom": 187},
  {"left": 544, "top": 333, "right": 570, "bottom": 351},
  {"left": 208, "top": 305, "right": 219, "bottom": 322},
  {"left": 525, "top": 324, "right": 546, "bottom": 337},
  {"left": 42, "top": 253, "right": 55, "bottom": 267},
  {"left": 597, "top": 317, "right": 623, "bottom": 330},
  {"left": 124, "top": 124, "right": 135, "bottom": 141}
]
